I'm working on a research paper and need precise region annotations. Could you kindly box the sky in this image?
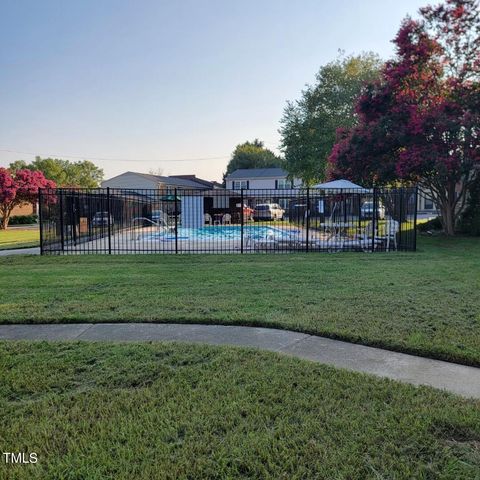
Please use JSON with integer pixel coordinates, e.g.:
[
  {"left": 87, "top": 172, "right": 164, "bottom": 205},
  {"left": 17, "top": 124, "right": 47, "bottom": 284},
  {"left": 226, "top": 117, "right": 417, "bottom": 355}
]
[{"left": 0, "top": 0, "right": 429, "bottom": 182}]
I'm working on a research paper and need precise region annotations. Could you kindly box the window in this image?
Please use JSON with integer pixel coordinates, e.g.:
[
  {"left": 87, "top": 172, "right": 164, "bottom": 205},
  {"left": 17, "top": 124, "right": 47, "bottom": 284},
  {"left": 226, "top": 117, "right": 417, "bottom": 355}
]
[
  {"left": 424, "top": 198, "right": 435, "bottom": 210},
  {"left": 232, "top": 180, "right": 248, "bottom": 190},
  {"left": 276, "top": 179, "right": 291, "bottom": 189}
]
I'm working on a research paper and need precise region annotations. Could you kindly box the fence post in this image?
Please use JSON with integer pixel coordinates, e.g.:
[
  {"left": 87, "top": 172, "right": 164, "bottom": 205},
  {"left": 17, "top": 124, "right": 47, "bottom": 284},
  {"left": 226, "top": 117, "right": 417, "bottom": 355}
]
[
  {"left": 240, "top": 188, "right": 244, "bottom": 254},
  {"left": 413, "top": 186, "right": 418, "bottom": 252},
  {"left": 398, "top": 188, "right": 404, "bottom": 251},
  {"left": 174, "top": 188, "right": 178, "bottom": 254},
  {"left": 59, "top": 190, "right": 65, "bottom": 251},
  {"left": 38, "top": 188, "right": 44, "bottom": 255},
  {"left": 306, "top": 187, "right": 310, "bottom": 252},
  {"left": 357, "top": 193, "right": 362, "bottom": 233},
  {"left": 71, "top": 192, "right": 77, "bottom": 246},
  {"left": 107, "top": 187, "right": 112, "bottom": 254},
  {"left": 371, "top": 186, "right": 377, "bottom": 253}
]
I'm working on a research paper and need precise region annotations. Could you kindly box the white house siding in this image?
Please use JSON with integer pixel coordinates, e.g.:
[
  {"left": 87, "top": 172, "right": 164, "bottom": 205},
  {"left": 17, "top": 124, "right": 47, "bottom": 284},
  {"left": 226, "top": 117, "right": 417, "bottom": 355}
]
[
  {"left": 226, "top": 170, "right": 304, "bottom": 211},
  {"left": 227, "top": 178, "right": 302, "bottom": 190},
  {"left": 417, "top": 188, "right": 438, "bottom": 214}
]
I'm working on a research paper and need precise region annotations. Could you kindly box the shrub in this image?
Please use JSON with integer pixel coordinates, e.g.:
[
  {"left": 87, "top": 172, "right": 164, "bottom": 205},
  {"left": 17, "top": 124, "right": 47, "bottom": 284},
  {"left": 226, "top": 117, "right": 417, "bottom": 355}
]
[
  {"left": 5, "top": 214, "right": 38, "bottom": 225},
  {"left": 417, "top": 216, "right": 442, "bottom": 232}
]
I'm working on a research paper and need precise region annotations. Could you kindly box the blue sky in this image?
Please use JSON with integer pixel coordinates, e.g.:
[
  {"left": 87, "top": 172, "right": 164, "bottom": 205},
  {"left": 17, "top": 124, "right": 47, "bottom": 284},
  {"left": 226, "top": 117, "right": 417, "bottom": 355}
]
[{"left": 1, "top": 0, "right": 428, "bottom": 181}]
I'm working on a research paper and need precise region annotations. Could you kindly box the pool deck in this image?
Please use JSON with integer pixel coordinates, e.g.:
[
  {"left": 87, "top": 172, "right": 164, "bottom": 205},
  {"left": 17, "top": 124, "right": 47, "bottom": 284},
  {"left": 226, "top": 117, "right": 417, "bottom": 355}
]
[
  {"left": 41, "top": 224, "right": 379, "bottom": 254},
  {"left": 42, "top": 225, "right": 310, "bottom": 254}
]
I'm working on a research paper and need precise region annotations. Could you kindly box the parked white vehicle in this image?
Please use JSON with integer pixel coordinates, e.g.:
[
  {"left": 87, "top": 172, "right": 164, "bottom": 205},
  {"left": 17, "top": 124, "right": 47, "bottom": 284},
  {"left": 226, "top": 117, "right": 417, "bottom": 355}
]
[
  {"left": 361, "top": 201, "right": 385, "bottom": 219},
  {"left": 253, "top": 203, "right": 285, "bottom": 221}
]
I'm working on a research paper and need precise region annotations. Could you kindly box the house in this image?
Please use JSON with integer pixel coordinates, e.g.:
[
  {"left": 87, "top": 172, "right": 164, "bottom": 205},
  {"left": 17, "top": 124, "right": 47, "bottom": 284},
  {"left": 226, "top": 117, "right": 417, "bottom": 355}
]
[
  {"left": 417, "top": 189, "right": 437, "bottom": 217},
  {"left": 224, "top": 168, "right": 302, "bottom": 190},
  {"left": 100, "top": 171, "right": 229, "bottom": 227},
  {"left": 224, "top": 168, "right": 303, "bottom": 211},
  {"left": 101, "top": 171, "right": 221, "bottom": 191}
]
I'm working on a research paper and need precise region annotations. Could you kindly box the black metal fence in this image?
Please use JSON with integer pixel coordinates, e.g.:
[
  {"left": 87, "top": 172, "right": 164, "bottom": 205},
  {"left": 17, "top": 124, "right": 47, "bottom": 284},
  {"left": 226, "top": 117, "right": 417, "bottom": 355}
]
[{"left": 39, "top": 187, "right": 417, "bottom": 254}]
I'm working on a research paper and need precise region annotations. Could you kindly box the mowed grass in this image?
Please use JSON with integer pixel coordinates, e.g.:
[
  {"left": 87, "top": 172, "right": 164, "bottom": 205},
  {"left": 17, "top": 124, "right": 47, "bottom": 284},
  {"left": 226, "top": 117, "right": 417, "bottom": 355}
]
[
  {"left": 0, "top": 228, "right": 39, "bottom": 250},
  {"left": 0, "top": 236, "right": 479, "bottom": 365},
  {"left": 0, "top": 342, "right": 479, "bottom": 479}
]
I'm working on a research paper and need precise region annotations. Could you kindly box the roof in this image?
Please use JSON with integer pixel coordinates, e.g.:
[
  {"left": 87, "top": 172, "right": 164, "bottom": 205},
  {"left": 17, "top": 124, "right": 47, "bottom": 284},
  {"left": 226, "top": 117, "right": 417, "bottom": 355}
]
[
  {"left": 169, "top": 175, "right": 222, "bottom": 189},
  {"left": 225, "top": 168, "right": 288, "bottom": 180},
  {"left": 313, "top": 179, "right": 370, "bottom": 191},
  {"left": 105, "top": 171, "right": 218, "bottom": 189},
  {"left": 137, "top": 172, "right": 211, "bottom": 189}
]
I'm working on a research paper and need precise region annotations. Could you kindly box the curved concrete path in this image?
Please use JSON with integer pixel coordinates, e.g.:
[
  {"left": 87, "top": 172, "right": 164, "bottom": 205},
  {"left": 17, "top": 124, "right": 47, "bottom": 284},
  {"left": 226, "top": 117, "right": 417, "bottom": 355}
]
[
  {"left": 0, "top": 247, "right": 40, "bottom": 256},
  {"left": 0, "top": 323, "right": 479, "bottom": 399}
]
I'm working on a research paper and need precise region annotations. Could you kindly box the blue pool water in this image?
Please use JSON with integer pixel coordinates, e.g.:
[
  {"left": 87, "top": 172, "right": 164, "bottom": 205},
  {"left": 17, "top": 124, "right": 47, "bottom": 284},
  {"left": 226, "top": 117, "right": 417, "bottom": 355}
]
[{"left": 144, "top": 225, "right": 301, "bottom": 241}]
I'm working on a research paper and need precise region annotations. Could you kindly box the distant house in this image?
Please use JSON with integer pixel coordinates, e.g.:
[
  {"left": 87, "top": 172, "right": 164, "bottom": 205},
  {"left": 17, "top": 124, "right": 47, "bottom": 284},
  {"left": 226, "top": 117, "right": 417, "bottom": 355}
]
[
  {"left": 224, "top": 168, "right": 303, "bottom": 211},
  {"left": 101, "top": 171, "right": 222, "bottom": 191},
  {"left": 100, "top": 171, "right": 228, "bottom": 227},
  {"left": 417, "top": 189, "right": 437, "bottom": 216},
  {"left": 224, "top": 168, "right": 302, "bottom": 190}
]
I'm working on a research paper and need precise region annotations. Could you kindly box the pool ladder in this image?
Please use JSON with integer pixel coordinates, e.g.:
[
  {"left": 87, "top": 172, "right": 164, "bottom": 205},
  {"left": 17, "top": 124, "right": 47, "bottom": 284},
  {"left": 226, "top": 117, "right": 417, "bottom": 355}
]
[{"left": 130, "top": 217, "right": 170, "bottom": 241}]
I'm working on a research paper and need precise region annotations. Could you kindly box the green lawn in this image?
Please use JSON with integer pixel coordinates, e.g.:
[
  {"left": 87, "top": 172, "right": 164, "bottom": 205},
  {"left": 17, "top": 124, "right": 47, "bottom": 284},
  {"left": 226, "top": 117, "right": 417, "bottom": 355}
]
[
  {"left": 0, "top": 342, "right": 479, "bottom": 479},
  {"left": 0, "top": 235, "right": 479, "bottom": 365},
  {"left": 0, "top": 228, "right": 39, "bottom": 250}
]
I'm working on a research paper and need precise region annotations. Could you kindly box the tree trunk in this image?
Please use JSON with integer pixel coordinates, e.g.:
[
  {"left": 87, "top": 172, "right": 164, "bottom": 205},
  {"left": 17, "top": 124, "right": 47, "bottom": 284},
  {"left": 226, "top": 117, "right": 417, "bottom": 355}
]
[
  {"left": 439, "top": 202, "right": 456, "bottom": 236},
  {"left": 0, "top": 215, "right": 9, "bottom": 230},
  {"left": 423, "top": 179, "right": 460, "bottom": 236},
  {"left": 0, "top": 205, "right": 12, "bottom": 230}
]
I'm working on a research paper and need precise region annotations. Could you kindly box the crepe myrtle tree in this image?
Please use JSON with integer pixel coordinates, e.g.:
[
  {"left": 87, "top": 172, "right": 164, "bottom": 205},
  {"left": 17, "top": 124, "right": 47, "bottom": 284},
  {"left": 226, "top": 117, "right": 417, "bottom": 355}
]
[
  {"left": 328, "top": 0, "right": 480, "bottom": 235},
  {"left": 0, "top": 168, "right": 55, "bottom": 229}
]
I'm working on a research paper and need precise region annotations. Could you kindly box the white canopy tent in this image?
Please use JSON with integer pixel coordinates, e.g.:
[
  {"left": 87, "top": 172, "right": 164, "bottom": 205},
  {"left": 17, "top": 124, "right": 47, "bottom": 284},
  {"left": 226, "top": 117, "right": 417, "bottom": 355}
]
[
  {"left": 312, "top": 179, "right": 371, "bottom": 192},
  {"left": 311, "top": 179, "right": 371, "bottom": 222}
]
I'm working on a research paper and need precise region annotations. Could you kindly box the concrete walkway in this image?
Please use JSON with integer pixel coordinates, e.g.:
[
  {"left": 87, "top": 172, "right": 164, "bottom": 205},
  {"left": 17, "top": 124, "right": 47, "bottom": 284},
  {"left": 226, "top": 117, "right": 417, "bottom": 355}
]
[
  {"left": 0, "top": 247, "right": 40, "bottom": 256},
  {"left": 1, "top": 323, "right": 479, "bottom": 399}
]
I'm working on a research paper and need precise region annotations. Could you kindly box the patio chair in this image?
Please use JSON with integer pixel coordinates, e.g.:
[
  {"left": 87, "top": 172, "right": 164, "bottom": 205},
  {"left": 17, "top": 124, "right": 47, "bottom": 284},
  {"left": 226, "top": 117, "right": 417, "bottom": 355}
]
[
  {"left": 356, "top": 221, "right": 383, "bottom": 252},
  {"left": 222, "top": 213, "right": 232, "bottom": 225},
  {"left": 380, "top": 217, "right": 399, "bottom": 251},
  {"left": 357, "top": 218, "right": 399, "bottom": 251},
  {"left": 204, "top": 213, "right": 212, "bottom": 225}
]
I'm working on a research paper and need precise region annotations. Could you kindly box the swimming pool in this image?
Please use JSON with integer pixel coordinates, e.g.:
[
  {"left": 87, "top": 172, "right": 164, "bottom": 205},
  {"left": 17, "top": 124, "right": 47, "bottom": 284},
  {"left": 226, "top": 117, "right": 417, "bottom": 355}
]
[{"left": 142, "top": 225, "right": 301, "bottom": 241}]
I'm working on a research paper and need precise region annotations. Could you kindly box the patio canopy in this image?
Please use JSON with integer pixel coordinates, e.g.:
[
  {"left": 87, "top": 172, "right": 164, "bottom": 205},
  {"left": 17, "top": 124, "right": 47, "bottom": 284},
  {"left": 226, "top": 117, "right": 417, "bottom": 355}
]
[{"left": 312, "top": 179, "right": 371, "bottom": 192}]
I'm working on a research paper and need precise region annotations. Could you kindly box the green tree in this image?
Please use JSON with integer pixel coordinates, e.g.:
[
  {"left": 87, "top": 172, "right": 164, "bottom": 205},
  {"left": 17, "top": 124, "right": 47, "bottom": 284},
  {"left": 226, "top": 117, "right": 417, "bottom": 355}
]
[
  {"left": 279, "top": 52, "right": 382, "bottom": 184},
  {"left": 9, "top": 157, "right": 104, "bottom": 187},
  {"left": 7, "top": 160, "right": 28, "bottom": 173},
  {"left": 225, "top": 140, "right": 283, "bottom": 176}
]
